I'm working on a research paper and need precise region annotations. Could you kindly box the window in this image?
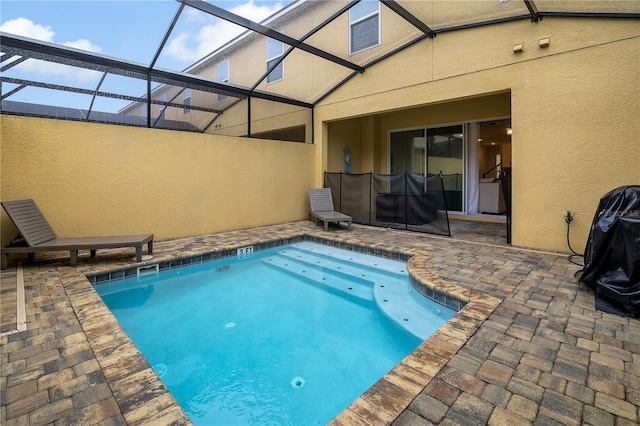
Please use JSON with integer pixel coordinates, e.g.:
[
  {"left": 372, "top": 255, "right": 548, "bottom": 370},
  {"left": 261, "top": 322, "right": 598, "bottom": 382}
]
[
  {"left": 349, "top": 0, "right": 380, "bottom": 54},
  {"left": 183, "top": 88, "right": 191, "bottom": 114},
  {"left": 157, "top": 94, "right": 166, "bottom": 117},
  {"left": 217, "top": 60, "right": 229, "bottom": 102},
  {"left": 266, "top": 36, "right": 284, "bottom": 84}
]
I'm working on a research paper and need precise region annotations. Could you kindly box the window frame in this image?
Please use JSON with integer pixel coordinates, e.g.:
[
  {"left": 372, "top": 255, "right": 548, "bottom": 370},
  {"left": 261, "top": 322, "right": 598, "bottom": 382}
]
[
  {"left": 349, "top": 0, "right": 381, "bottom": 55},
  {"left": 266, "top": 34, "right": 284, "bottom": 84},
  {"left": 217, "top": 60, "right": 229, "bottom": 102},
  {"left": 183, "top": 88, "right": 191, "bottom": 114}
]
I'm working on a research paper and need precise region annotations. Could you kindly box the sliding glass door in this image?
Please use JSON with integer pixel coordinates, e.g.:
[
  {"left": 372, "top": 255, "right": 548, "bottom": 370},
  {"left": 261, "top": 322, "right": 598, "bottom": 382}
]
[
  {"left": 389, "top": 128, "right": 426, "bottom": 176},
  {"left": 427, "top": 125, "right": 463, "bottom": 211},
  {"left": 389, "top": 124, "right": 464, "bottom": 212}
]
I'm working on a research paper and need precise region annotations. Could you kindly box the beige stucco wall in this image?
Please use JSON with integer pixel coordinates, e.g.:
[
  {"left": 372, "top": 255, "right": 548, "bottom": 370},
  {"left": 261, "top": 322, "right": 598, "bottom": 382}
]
[
  {"left": 0, "top": 116, "right": 315, "bottom": 245},
  {"left": 326, "top": 93, "right": 512, "bottom": 175},
  {"left": 2, "top": 7, "right": 638, "bottom": 254},
  {"left": 315, "top": 17, "right": 640, "bottom": 253}
]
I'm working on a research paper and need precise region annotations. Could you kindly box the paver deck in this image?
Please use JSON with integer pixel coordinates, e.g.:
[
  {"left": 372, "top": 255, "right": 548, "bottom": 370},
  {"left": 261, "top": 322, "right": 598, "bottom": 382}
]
[{"left": 1, "top": 219, "right": 638, "bottom": 425}]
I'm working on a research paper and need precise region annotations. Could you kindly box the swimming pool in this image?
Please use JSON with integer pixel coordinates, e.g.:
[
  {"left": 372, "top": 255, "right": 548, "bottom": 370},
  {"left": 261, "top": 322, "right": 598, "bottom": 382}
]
[{"left": 95, "top": 242, "right": 455, "bottom": 425}]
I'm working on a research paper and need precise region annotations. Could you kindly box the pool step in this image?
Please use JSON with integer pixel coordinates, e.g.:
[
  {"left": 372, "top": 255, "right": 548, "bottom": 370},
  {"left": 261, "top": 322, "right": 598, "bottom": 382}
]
[
  {"left": 262, "top": 255, "right": 374, "bottom": 303},
  {"left": 286, "top": 242, "right": 408, "bottom": 277},
  {"left": 266, "top": 243, "right": 455, "bottom": 340},
  {"left": 274, "top": 247, "right": 405, "bottom": 287},
  {"left": 373, "top": 281, "right": 454, "bottom": 340}
]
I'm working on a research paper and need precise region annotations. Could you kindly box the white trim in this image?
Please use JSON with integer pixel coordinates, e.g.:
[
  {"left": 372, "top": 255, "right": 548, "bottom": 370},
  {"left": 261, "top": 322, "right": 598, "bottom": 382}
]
[{"left": 0, "top": 263, "right": 27, "bottom": 337}]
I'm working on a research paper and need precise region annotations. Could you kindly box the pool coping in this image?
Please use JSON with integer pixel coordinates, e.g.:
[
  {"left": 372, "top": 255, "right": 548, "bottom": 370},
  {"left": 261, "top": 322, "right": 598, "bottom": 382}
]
[
  {"left": 64, "top": 232, "right": 501, "bottom": 425},
  {"left": 331, "top": 255, "right": 501, "bottom": 424}
]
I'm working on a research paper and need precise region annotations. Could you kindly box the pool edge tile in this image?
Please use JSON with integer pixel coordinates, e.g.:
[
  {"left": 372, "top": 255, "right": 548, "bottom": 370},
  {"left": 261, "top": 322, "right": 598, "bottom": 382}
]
[
  {"left": 337, "top": 253, "right": 501, "bottom": 424},
  {"left": 61, "top": 268, "right": 193, "bottom": 425},
  {"left": 73, "top": 229, "right": 501, "bottom": 426}
]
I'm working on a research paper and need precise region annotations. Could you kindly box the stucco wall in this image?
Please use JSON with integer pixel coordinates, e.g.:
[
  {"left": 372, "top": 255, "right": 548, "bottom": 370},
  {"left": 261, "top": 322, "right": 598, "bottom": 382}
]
[
  {"left": 315, "top": 17, "right": 640, "bottom": 252},
  {"left": 2, "top": 13, "right": 637, "bottom": 254},
  {"left": 511, "top": 37, "right": 639, "bottom": 250},
  {"left": 1, "top": 116, "right": 315, "bottom": 245}
]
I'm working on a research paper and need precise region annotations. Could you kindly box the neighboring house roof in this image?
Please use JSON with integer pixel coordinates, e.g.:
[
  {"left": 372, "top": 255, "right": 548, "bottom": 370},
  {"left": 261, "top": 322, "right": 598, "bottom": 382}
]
[{"left": 1, "top": 100, "right": 201, "bottom": 132}]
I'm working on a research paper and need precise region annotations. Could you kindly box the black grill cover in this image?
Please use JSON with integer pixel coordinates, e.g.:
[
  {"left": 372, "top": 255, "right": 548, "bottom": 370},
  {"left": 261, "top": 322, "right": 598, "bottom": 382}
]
[{"left": 580, "top": 185, "right": 640, "bottom": 317}]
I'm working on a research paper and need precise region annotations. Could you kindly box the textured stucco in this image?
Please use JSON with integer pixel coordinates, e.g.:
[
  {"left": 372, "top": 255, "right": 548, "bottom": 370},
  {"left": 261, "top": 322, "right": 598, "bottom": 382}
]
[
  {"left": 314, "top": 17, "right": 640, "bottom": 252},
  {"left": 1, "top": 13, "right": 638, "bottom": 253},
  {"left": 0, "top": 116, "right": 315, "bottom": 245}
]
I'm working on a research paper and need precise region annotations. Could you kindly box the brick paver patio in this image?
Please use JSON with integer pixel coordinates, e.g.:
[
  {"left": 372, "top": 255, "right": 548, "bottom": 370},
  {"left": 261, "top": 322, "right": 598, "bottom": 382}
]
[{"left": 1, "top": 220, "right": 638, "bottom": 425}]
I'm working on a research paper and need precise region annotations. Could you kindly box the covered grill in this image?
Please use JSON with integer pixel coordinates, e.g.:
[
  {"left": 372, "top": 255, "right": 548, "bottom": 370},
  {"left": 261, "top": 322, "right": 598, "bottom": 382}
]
[{"left": 580, "top": 185, "right": 640, "bottom": 317}]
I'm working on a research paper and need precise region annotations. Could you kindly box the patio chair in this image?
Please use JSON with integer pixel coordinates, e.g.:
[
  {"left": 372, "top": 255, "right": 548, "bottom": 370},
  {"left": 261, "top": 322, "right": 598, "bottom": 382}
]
[
  {"left": 309, "top": 188, "right": 352, "bottom": 231},
  {"left": 1, "top": 199, "right": 153, "bottom": 269}
]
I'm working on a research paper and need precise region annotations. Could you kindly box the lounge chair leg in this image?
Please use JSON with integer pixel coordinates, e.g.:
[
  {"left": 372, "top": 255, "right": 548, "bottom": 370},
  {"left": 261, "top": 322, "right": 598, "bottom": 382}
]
[
  {"left": 90, "top": 249, "right": 96, "bottom": 257},
  {"left": 69, "top": 250, "right": 78, "bottom": 267},
  {"left": 136, "top": 246, "right": 143, "bottom": 262},
  {"left": 147, "top": 240, "right": 153, "bottom": 254}
]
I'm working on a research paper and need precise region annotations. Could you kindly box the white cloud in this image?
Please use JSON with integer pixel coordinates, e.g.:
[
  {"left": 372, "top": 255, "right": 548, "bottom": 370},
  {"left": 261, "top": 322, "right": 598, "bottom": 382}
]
[
  {"left": 1, "top": 17, "right": 102, "bottom": 82},
  {"left": 165, "top": 0, "right": 284, "bottom": 63},
  {"left": 62, "top": 39, "right": 102, "bottom": 54},
  {"left": 0, "top": 17, "right": 102, "bottom": 54},
  {"left": 0, "top": 17, "right": 55, "bottom": 41}
]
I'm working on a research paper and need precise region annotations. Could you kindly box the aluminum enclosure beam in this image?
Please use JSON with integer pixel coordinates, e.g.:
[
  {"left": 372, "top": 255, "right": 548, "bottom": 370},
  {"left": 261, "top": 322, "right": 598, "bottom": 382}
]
[
  {"left": 523, "top": 0, "right": 541, "bottom": 22},
  {"left": 150, "top": 1, "right": 186, "bottom": 69},
  {"left": 0, "top": 32, "right": 313, "bottom": 109},
  {"left": 250, "top": 0, "right": 363, "bottom": 91},
  {"left": 1, "top": 76, "right": 223, "bottom": 114},
  {"left": 180, "top": 0, "right": 365, "bottom": 73},
  {"left": 381, "top": 0, "right": 436, "bottom": 37},
  {"left": 539, "top": 11, "right": 640, "bottom": 19}
]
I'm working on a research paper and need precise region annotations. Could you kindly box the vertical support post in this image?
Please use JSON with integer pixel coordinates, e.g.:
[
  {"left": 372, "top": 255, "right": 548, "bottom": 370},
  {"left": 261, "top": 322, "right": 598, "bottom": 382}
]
[
  {"left": 311, "top": 108, "right": 314, "bottom": 144},
  {"left": 500, "top": 169, "right": 512, "bottom": 244},
  {"left": 368, "top": 172, "right": 373, "bottom": 225},
  {"left": 146, "top": 75, "right": 152, "bottom": 128},
  {"left": 247, "top": 96, "right": 251, "bottom": 137},
  {"left": 339, "top": 171, "right": 343, "bottom": 211},
  {"left": 439, "top": 171, "right": 451, "bottom": 237},
  {"left": 404, "top": 172, "right": 408, "bottom": 230}
]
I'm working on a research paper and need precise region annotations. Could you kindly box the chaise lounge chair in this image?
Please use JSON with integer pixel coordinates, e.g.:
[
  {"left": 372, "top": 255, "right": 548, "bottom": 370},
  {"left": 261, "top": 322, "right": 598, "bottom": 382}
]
[
  {"left": 1, "top": 199, "right": 153, "bottom": 269},
  {"left": 309, "top": 188, "right": 352, "bottom": 231}
]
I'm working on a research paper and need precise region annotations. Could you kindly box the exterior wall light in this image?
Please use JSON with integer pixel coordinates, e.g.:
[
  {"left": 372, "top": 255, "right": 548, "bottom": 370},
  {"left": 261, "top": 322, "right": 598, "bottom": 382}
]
[
  {"left": 539, "top": 37, "right": 551, "bottom": 48},
  {"left": 513, "top": 43, "right": 524, "bottom": 53}
]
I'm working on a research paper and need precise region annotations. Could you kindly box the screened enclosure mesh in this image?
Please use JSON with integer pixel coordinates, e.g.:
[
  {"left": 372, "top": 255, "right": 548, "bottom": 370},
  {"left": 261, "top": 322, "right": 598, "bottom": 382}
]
[{"left": 324, "top": 172, "right": 450, "bottom": 236}]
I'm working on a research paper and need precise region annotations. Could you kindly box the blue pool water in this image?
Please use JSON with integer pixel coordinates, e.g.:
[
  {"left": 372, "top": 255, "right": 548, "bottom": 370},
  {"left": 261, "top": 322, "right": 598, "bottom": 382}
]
[{"left": 95, "top": 242, "right": 455, "bottom": 425}]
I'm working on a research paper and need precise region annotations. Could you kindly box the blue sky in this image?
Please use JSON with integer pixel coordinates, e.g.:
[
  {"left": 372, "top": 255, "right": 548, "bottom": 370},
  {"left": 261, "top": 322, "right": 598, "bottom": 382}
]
[
  {"left": 1, "top": 0, "right": 290, "bottom": 71},
  {"left": 0, "top": 0, "right": 291, "bottom": 110}
]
